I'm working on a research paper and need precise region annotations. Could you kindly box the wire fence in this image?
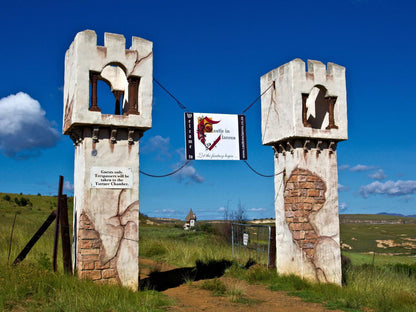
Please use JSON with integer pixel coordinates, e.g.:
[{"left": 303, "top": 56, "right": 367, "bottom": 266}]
[{"left": 231, "top": 223, "right": 275, "bottom": 268}]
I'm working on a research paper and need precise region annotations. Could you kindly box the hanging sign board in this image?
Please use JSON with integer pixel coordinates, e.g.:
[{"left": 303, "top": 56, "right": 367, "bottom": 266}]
[{"left": 185, "top": 113, "right": 247, "bottom": 160}]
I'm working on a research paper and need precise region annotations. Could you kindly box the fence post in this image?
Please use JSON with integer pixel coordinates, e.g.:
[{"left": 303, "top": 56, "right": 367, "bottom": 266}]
[
  {"left": 231, "top": 223, "right": 235, "bottom": 261},
  {"left": 60, "top": 194, "right": 72, "bottom": 274},
  {"left": 269, "top": 226, "right": 276, "bottom": 269},
  {"left": 53, "top": 176, "right": 64, "bottom": 272}
]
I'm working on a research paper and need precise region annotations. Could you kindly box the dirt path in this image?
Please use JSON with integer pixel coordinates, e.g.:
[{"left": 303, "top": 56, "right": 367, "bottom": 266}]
[{"left": 140, "top": 258, "right": 343, "bottom": 312}]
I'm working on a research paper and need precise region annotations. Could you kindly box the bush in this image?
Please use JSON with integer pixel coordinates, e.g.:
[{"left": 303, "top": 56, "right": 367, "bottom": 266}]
[
  {"left": 199, "top": 278, "right": 227, "bottom": 296},
  {"left": 14, "top": 197, "right": 31, "bottom": 207},
  {"left": 2, "top": 194, "right": 11, "bottom": 201},
  {"left": 198, "top": 223, "right": 216, "bottom": 234}
]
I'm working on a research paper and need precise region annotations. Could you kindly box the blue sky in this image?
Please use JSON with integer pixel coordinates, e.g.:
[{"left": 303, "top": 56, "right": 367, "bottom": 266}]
[{"left": 0, "top": 0, "right": 415, "bottom": 220}]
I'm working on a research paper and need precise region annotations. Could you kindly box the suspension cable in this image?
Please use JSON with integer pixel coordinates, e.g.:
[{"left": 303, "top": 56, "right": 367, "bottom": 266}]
[
  {"left": 243, "top": 160, "right": 284, "bottom": 178},
  {"left": 139, "top": 160, "right": 191, "bottom": 178},
  {"left": 153, "top": 78, "right": 190, "bottom": 112},
  {"left": 240, "top": 82, "right": 274, "bottom": 114},
  {"left": 149, "top": 77, "right": 277, "bottom": 178}
]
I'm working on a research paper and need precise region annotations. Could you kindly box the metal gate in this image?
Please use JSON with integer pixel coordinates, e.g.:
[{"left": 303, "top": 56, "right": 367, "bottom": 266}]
[{"left": 231, "top": 223, "right": 275, "bottom": 268}]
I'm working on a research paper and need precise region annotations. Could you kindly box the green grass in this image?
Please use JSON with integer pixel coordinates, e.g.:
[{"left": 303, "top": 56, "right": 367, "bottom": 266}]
[
  {"left": 342, "top": 251, "right": 416, "bottom": 266},
  {"left": 0, "top": 264, "right": 171, "bottom": 311},
  {"left": 340, "top": 223, "right": 416, "bottom": 255},
  {"left": 140, "top": 225, "right": 232, "bottom": 267},
  {"left": 2, "top": 193, "right": 416, "bottom": 312},
  {"left": 0, "top": 193, "right": 171, "bottom": 311},
  {"left": 199, "top": 278, "right": 227, "bottom": 295},
  {"left": 226, "top": 262, "right": 416, "bottom": 312},
  {"left": 0, "top": 192, "right": 68, "bottom": 268}
]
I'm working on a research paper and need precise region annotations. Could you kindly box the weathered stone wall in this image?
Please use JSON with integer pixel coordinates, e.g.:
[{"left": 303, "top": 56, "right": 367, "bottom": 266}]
[
  {"left": 261, "top": 59, "right": 346, "bottom": 285},
  {"left": 64, "top": 30, "right": 152, "bottom": 290},
  {"left": 63, "top": 30, "right": 153, "bottom": 134},
  {"left": 72, "top": 130, "right": 141, "bottom": 289},
  {"left": 273, "top": 141, "right": 342, "bottom": 285},
  {"left": 77, "top": 212, "right": 119, "bottom": 283},
  {"left": 261, "top": 59, "right": 347, "bottom": 146}
]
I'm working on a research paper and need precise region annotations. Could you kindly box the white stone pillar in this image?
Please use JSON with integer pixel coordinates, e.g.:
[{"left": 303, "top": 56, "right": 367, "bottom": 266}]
[
  {"left": 261, "top": 59, "right": 348, "bottom": 285},
  {"left": 63, "top": 30, "right": 153, "bottom": 289}
]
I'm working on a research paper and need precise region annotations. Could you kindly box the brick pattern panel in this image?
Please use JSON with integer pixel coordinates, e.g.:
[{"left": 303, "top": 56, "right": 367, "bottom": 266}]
[
  {"left": 284, "top": 168, "right": 326, "bottom": 259},
  {"left": 77, "top": 212, "right": 119, "bottom": 284}
]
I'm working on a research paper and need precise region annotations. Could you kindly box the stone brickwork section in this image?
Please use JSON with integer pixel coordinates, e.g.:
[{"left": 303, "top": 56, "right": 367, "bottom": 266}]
[
  {"left": 77, "top": 212, "right": 119, "bottom": 284},
  {"left": 284, "top": 168, "right": 325, "bottom": 257},
  {"left": 284, "top": 168, "right": 333, "bottom": 282}
]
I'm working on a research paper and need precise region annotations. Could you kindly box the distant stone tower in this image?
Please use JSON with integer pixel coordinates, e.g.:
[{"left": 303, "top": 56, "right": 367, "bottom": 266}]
[
  {"left": 261, "top": 59, "right": 347, "bottom": 285},
  {"left": 63, "top": 30, "right": 153, "bottom": 289}
]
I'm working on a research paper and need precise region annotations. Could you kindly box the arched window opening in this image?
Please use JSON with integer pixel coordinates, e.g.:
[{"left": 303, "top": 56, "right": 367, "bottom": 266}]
[
  {"left": 302, "top": 86, "right": 338, "bottom": 130},
  {"left": 88, "top": 65, "right": 130, "bottom": 115}
]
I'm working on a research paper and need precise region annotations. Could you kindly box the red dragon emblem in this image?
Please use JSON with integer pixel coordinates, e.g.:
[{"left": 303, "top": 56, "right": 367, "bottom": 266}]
[{"left": 197, "top": 116, "right": 221, "bottom": 150}]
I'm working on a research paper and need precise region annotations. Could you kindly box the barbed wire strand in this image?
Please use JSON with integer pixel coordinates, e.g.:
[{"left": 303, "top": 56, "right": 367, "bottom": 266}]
[
  {"left": 153, "top": 78, "right": 190, "bottom": 112},
  {"left": 139, "top": 160, "right": 191, "bottom": 178}
]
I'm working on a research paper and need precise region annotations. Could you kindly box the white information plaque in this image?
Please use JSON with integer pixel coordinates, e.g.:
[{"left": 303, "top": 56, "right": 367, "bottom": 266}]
[
  {"left": 243, "top": 233, "right": 249, "bottom": 246},
  {"left": 90, "top": 167, "right": 133, "bottom": 189}
]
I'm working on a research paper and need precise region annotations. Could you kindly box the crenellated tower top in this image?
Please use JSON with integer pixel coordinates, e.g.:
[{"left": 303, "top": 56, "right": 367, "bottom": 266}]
[
  {"left": 261, "top": 58, "right": 348, "bottom": 145},
  {"left": 63, "top": 30, "right": 153, "bottom": 134}
]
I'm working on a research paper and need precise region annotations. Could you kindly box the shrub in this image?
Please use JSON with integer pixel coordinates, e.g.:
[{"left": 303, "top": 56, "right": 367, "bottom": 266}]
[
  {"left": 199, "top": 278, "right": 226, "bottom": 296},
  {"left": 14, "top": 197, "right": 31, "bottom": 207},
  {"left": 198, "top": 223, "right": 216, "bottom": 234}
]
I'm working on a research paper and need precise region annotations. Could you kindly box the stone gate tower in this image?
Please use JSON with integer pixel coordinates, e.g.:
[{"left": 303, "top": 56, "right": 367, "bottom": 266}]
[
  {"left": 261, "top": 59, "right": 347, "bottom": 285},
  {"left": 63, "top": 30, "right": 153, "bottom": 289}
]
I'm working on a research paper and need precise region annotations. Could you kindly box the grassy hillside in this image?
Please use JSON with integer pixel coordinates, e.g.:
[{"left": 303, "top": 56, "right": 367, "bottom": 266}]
[
  {"left": 0, "top": 193, "right": 170, "bottom": 311},
  {"left": 1, "top": 193, "right": 415, "bottom": 312},
  {"left": 0, "top": 192, "right": 72, "bottom": 267},
  {"left": 340, "top": 213, "right": 416, "bottom": 224}
]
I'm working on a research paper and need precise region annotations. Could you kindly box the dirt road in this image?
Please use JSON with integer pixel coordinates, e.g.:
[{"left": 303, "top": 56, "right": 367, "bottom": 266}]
[{"left": 140, "top": 258, "right": 343, "bottom": 312}]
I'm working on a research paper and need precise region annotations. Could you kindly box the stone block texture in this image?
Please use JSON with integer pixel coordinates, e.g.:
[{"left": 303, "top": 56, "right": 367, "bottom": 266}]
[{"left": 77, "top": 213, "right": 119, "bottom": 284}]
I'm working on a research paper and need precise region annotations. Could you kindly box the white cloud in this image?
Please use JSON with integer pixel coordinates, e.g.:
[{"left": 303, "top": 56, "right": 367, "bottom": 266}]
[
  {"left": 338, "top": 183, "right": 349, "bottom": 192},
  {"left": 154, "top": 208, "right": 175, "bottom": 214},
  {"left": 248, "top": 207, "right": 266, "bottom": 212},
  {"left": 360, "top": 180, "right": 416, "bottom": 198},
  {"left": 368, "top": 169, "right": 387, "bottom": 180},
  {"left": 218, "top": 206, "right": 226, "bottom": 211},
  {"left": 0, "top": 92, "right": 60, "bottom": 158},
  {"left": 338, "top": 164, "right": 350, "bottom": 170},
  {"left": 63, "top": 181, "right": 74, "bottom": 193},
  {"left": 339, "top": 202, "right": 348, "bottom": 211},
  {"left": 141, "top": 135, "right": 171, "bottom": 160},
  {"left": 173, "top": 149, "right": 205, "bottom": 184},
  {"left": 174, "top": 163, "right": 205, "bottom": 184},
  {"left": 349, "top": 164, "right": 377, "bottom": 172}
]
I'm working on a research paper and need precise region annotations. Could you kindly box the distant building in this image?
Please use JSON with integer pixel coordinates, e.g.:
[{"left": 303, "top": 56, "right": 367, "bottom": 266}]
[{"left": 184, "top": 209, "right": 196, "bottom": 230}]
